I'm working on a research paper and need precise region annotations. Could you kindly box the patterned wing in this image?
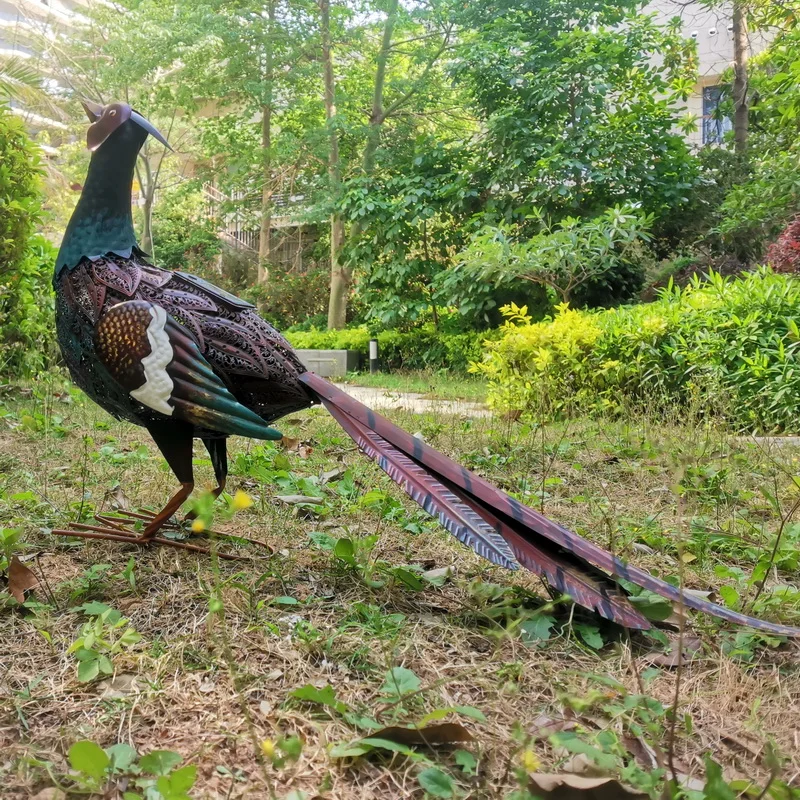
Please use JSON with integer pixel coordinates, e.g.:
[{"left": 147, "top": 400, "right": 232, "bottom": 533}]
[{"left": 94, "top": 300, "right": 282, "bottom": 440}]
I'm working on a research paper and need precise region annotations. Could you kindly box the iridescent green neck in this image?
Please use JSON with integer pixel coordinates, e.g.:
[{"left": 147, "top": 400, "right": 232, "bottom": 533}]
[{"left": 55, "top": 123, "right": 145, "bottom": 274}]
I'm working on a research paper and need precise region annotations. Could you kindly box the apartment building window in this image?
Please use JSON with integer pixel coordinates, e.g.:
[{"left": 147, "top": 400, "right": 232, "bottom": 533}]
[{"left": 702, "top": 85, "right": 733, "bottom": 145}]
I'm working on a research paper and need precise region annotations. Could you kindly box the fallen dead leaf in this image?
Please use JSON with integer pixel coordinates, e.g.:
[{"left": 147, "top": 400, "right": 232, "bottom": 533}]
[
  {"left": 685, "top": 589, "right": 715, "bottom": 602},
  {"left": 560, "top": 753, "right": 607, "bottom": 777},
  {"left": 258, "top": 700, "right": 274, "bottom": 716},
  {"left": 720, "top": 731, "right": 764, "bottom": 761},
  {"left": 676, "top": 774, "right": 706, "bottom": 792},
  {"left": 280, "top": 438, "right": 313, "bottom": 458},
  {"left": 422, "top": 566, "right": 452, "bottom": 585},
  {"left": 97, "top": 673, "right": 144, "bottom": 698},
  {"left": 367, "top": 722, "right": 474, "bottom": 746},
  {"left": 531, "top": 714, "right": 577, "bottom": 740},
  {"left": 623, "top": 735, "right": 660, "bottom": 770},
  {"left": 31, "top": 789, "right": 66, "bottom": 800},
  {"left": 642, "top": 636, "right": 702, "bottom": 668},
  {"left": 104, "top": 483, "right": 130, "bottom": 511},
  {"left": 277, "top": 495, "right": 325, "bottom": 506},
  {"left": 8, "top": 556, "right": 39, "bottom": 603},
  {"left": 528, "top": 774, "right": 647, "bottom": 799},
  {"left": 321, "top": 467, "right": 346, "bottom": 484}
]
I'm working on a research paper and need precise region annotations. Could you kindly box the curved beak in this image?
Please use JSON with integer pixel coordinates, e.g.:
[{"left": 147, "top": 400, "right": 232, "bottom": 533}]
[
  {"left": 81, "top": 99, "right": 103, "bottom": 122},
  {"left": 131, "top": 110, "right": 173, "bottom": 151}
]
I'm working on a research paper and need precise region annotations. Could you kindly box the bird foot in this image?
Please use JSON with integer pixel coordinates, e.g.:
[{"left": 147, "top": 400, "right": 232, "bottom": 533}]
[{"left": 50, "top": 510, "right": 272, "bottom": 560}]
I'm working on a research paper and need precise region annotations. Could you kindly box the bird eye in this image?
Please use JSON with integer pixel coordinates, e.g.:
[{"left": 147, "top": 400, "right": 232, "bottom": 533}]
[{"left": 109, "top": 109, "right": 117, "bottom": 117}]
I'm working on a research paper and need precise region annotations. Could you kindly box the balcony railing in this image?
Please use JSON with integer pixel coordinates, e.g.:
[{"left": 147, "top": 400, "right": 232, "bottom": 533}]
[{"left": 202, "top": 183, "right": 310, "bottom": 252}]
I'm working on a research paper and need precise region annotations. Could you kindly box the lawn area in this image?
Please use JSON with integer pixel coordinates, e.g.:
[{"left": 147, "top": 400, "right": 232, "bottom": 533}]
[
  {"left": 2, "top": 375, "right": 800, "bottom": 798},
  {"left": 338, "top": 371, "right": 488, "bottom": 403}
]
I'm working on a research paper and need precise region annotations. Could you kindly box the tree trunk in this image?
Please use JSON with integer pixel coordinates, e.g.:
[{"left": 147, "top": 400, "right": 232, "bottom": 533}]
[
  {"left": 321, "top": 0, "right": 349, "bottom": 329},
  {"left": 141, "top": 194, "right": 154, "bottom": 255},
  {"left": 732, "top": 0, "right": 749, "bottom": 155},
  {"left": 327, "top": 0, "right": 399, "bottom": 327},
  {"left": 136, "top": 155, "right": 155, "bottom": 255},
  {"left": 257, "top": 103, "right": 272, "bottom": 284},
  {"left": 361, "top": 0, "right": 398, "bottom": 175},
  {"left": 257, "top": 1, "right": 276, "bottom": 284},
  {"left": 327, "top": 216, "right": 347, "bottom": 327}
]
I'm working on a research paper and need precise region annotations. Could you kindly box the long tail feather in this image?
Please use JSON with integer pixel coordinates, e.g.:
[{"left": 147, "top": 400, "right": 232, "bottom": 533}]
[
  {"left": 322, "top": 397, "right": 520, "bottom": 570},
  {"left": 447, "top": 482, "right": 651, "bottom": 629},
  {"left": 322, "top": 392, "right": 649, "bottom": 628},
  {"left": 302, "top": 372, "right": 800, "bottom": 636}
]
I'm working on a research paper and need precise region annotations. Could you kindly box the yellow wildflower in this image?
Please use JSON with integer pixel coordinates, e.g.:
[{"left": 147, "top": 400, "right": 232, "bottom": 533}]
[
  {"left": 520, "top": 749, "right": 540, "bottom": 773},
  {"left": 232, "top": 490, "right": 253, "bottom": 511},
  {"left": 261, "top": 739, "right": 275, "bottom": 759},
  {"left": 191, "top": 519, "right": 206, "bottom": 533}
]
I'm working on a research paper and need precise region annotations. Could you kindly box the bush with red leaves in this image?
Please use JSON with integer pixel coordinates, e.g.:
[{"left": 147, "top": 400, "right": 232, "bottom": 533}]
[{"left": 766, "top": 217, "right": 800, "bottom": 273}]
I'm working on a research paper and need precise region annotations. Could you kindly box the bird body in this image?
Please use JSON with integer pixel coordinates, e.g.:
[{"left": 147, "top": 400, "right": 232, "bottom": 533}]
[{"left": 52, "top": 101, "right": 800, "bottom": 637}]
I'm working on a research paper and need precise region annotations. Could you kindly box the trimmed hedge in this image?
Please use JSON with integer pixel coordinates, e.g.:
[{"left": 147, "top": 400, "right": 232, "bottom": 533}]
[
  {"left": 284, "top": 325, "right": 497, "bottom": 374},
  {"left": 473, "top": 269, "right": 800, "bottom": 432}
]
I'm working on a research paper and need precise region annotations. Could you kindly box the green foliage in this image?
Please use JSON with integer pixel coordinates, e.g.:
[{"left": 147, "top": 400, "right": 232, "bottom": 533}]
[
  {"left": 453, "top": 0, "right": 699, "bottom": 222},
  {"left": 66, "top": 738, "right": 194, "bottom": 799},
  {"left": 68, "top": 602, "right": 142, "bottom": 682},
  {"left": 284, "top": 325, "right": 496, "bottom": 374},
  {"left": 0, "top": 105, "right": 41, "bottom": 269},
  {"left": 714, "top": 26, "right": 800, "bottom": 261},
  {"left": 247, "top": 265, "right": 330, "bottom": 330},
  {"left": 474, "top": 269, "right": 800, "bottom": 432},
  {"left": 308, "top": 528, "right": 433, "bottom": 592},
  {"left": 717, "top": 147, "right": 800, "bottom": 262},
  {"left": 0, "top": 108, "right": 55, "bottom": 377},
  {"left": 340, "top": 142, "right": 482, "bottom": 326},
  {"left": 150, "top": 185, "right": 220, "bottom": 271},
  {"left": 0, "top": 234, "right": 57, "bottom": 377},
  {"left": 454, "top": 205, "right": 653, "bottom": 307},
  {"left": 0, "top": 527, "right": 21, "bottom": 578}
]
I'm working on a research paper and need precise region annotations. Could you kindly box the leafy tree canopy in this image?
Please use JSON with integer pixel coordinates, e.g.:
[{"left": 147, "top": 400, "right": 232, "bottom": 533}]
[{"left": 452, "top": 0, "right": 699, "bottom": 223}]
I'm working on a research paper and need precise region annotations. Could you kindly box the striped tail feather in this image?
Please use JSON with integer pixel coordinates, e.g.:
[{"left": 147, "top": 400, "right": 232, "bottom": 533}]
[
  {"left": 321, "top": 396, "right": 520, "bottom": 570},
  {"left": 446, "top": 482, "right": 651, "bottom": 629},
  {"left": 323, "top": 390, "right": 648, "bottom": 628},
  {"left": 301, "top": 371, "right": 800, "bottom": 637}
]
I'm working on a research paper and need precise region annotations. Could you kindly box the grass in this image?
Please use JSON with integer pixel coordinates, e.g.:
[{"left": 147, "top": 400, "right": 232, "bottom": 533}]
[
  {"left": 1, "top": 371, "right": 800, "bottom": 798},
  {"left": 338, "top": 370, "right": 488, "bottom": 403}
]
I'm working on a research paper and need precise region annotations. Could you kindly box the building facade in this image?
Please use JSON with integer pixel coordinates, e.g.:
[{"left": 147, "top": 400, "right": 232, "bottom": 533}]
[{"left": 648, "top": 0, "right": 769, "bottom": 147}]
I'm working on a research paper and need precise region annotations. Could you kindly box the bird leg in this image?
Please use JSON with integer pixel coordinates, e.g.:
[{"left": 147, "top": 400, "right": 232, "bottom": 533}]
[
  {"left": 139, "top": 481, "right": 194, "bottom": 541},
  {"left": 50, "top": 431, "right": 268, "bottom": 556},
  {"left": 183, "top": 478, "right": 226, "bottom": 522},
  {"left": 184, "top": 437, "right": 229, "bottom": 523}
]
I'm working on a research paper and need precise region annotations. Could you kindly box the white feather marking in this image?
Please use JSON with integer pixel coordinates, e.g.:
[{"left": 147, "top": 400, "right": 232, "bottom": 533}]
[{"left": 130, "top": 305, "right": 175, "bottom": 416}]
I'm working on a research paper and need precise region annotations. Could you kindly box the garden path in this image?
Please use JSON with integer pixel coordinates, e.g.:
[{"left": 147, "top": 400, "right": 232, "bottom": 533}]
[{"left": 333, "top": 383, "right": 492, "bottom": 418}]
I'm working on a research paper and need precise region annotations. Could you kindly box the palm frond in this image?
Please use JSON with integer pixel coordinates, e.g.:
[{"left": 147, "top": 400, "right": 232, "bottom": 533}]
[
  {"left": 0, "top": 55, "right": 66, "bottom": 121},
  {"left": 0, "top": 55, "right": 43, "bottom": 93}
]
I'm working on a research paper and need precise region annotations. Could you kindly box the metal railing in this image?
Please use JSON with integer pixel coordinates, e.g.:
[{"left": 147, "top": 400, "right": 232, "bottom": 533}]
[{"left": 202, "top": 183, "right": 310, "bottom": 252}]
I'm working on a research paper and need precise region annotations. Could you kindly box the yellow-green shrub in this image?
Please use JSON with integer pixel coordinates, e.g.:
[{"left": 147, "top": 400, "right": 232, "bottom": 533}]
[{"left": 473, "top": 269, "right": 800, "bottom": 432}]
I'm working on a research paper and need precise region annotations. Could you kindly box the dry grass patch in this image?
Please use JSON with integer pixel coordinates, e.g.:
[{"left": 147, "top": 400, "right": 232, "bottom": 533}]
[{"left": 1, "top": 376, "right": 799, "bottom": 798}]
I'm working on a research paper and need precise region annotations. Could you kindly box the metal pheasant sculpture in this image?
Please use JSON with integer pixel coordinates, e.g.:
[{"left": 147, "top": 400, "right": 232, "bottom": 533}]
[{"left": 52, "top": 100, "right": 800, "bottom": 636}]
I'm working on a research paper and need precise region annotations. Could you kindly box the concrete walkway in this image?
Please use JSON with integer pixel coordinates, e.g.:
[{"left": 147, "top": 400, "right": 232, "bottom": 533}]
[{"left": 333, "top": 383, "right": 492, "bottom": 418}]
